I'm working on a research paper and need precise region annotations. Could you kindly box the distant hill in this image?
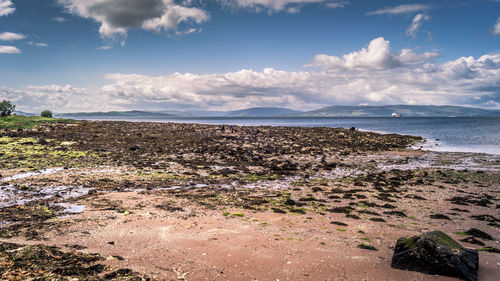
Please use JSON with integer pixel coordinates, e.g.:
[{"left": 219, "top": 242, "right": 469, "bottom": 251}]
[
  {"left": 293, "top": 105, "right": 500, "bottom": 117},
  {"left": 14, "top": 111, "right": 36, "bottom": 116},
  {"left": 223, "top": 107, "right": 301, "bottom": 117},
  {"left": 57, "top": 110, "right": 189, "bottom": 118}
]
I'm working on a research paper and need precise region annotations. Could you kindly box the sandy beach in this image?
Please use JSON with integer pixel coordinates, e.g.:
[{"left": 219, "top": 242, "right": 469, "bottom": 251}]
[{"left": 1, "top": 120, "right": 499, "bottom": 280}]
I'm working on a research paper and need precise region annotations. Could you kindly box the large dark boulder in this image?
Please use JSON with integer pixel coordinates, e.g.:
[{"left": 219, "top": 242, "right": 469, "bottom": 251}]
[{"left": 391, "top": 231, "right": 479, "bottom": 281}]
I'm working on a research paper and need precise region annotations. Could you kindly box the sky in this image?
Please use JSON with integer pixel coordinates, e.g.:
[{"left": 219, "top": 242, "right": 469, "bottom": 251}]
[{"left": 0, "top": 0, "right": 499, "bottom": 113}]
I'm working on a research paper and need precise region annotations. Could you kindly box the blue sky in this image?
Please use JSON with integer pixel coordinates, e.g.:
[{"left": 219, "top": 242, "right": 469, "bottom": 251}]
[{"left": 0, "top": 0, "right": 499, "bottom": 112}]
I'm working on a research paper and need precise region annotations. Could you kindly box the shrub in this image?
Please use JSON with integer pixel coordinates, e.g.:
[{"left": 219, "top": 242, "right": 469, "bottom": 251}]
[
  {"left": 40, "top": 110, "right": 53, "bottom": 118},
  {"left": 0, "top": 100, "right": 15, "bottom": 117}
]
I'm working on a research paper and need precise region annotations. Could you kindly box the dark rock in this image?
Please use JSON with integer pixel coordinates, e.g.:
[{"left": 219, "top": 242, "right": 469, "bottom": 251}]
[
  {"left": 464, "top": 228, "right": 493, "bottom": 241},
  {"left": 346, "top": 214, "right": 360, "bottom": 220},
  {"left": 450, "top": 208, "right": 469, "bottom": 213},
  {"left": 487, "top": 222, "right": 500, "bottom": 228},
  {"left": 391, "top": 231, "right": 479, "bottom": 281},
  {"left": 405, "top": 194, "right": 426, "bottom": 200},
  {"left": 477, "top": 247, "right": 500, "bottom": 253},
  {"left": 130, "top": 145, "right": 140, "bottom": 151},
  {"left": 37, "top": 138, "right": 48, "bottom": 145},
  {"left": 330, "top": 221, "right": 347, "bottom": 226},
  {"left": 459, "top": 237, "right": 485, "bottom": 246},
  {"left": 271, "top": 207, "right": 286, "bottom": 214},
  {"left": 470, "top": 214, "right": 499, "bottom": 222},
  {"left": 328, "top": 206, "right": 354, "bottom": 214},
  {"left": 430, "top": 214, "right": 451, "bottom": 220},
  {"left": 369, "top": 217, "right": 386, "bottom": 222},
  {"left": 383, "top": 210, "right": 407, "bottom": 217},
  {"left": 357, "top": 243, "right": 377, "bottom": 251}
]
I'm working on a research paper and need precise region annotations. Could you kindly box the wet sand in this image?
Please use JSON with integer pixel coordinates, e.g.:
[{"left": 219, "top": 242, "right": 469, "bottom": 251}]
[{"left": 0, "top": 121, "right": 499, "bottom": 280}]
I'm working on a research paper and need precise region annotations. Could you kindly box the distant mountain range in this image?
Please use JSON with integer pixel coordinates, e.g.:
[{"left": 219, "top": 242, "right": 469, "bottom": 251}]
[
  {"left": 57, "top": 110, "right": 189, "bottom": 118},
  {"left": 292, "top": 105, "right": 500, "bottom": 117},
  {"left": 52, "top": 105, "right": 500, "bottom": 118}
]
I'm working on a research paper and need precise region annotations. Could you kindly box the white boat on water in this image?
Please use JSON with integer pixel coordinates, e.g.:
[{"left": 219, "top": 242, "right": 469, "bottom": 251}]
[{"left": 392, "top": 112, "right": 402, "bottom": 117}]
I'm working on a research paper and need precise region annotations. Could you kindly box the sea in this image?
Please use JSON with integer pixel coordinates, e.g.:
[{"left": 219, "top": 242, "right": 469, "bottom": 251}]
[{"left": 74, "top": 117, "right": 500, "bottom": 155}]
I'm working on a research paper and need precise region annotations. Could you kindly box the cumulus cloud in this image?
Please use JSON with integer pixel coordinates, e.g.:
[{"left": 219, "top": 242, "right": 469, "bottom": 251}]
[
  {"left": 58, "top": 0, "right": 209, "bottom": 39},
  {"left": 0, "top": 0, "right": 14, "bottom": 17},
  {"left": 367, "top": 4, "right": 431, "bottom": 15},
  {"left": 0, "top": 32, "right": 25, "bottom": 41},
  {"left": 0, "top": 45, "right": 20, "bottom": 54},
  {"left": 305, "top": 37, "right": 440, "bottom": 71},
  {"left": 3, "top": 38, "right": 499, "bottom": 112},
  {"left": 219, "top": 0, "right": 348, "bottom": 13},
  {"left": 406, "top": 13, "right": 430, "bottom": 37},
  {"left": 494, "top": 16, "right": 500, "bottom": 35}
]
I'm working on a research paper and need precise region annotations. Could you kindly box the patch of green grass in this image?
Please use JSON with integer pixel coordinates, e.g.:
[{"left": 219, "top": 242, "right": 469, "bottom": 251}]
[
  {"left": 232, "top": 212, "right": 244, "bottom": 217},
  {"left": 336, "top": 228, "right": 346, "bottom": 232},
  {"left": 0, "top": 115, "right": 71, "bottom": 130}
]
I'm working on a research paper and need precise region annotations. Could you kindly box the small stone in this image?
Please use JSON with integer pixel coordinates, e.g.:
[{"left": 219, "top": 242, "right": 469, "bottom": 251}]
[
  {"left": 459, "top": 237, "right": 485, "bottom": 246},
  {"left": 464, "top": 228, "right": 494, "bottom": 241}
]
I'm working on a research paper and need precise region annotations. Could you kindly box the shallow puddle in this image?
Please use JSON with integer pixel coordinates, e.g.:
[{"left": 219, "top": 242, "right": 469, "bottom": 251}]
[
  {"left": 1, "top": 168, "right": 64, "bottom": 182},
  {"left": 51, "top": 203, "right": 86, "bottom": 217},
  {"left": 0, "top": 185, "right": 91, "bottom": 208}
]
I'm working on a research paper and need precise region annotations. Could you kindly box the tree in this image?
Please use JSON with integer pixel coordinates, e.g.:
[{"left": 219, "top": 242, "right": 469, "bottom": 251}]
[
  {"left": 41, "top": 110, "right": 53, "bottom": 118},
  {"left": 0, "top": 100, "right": 15, "bottom": 117}
]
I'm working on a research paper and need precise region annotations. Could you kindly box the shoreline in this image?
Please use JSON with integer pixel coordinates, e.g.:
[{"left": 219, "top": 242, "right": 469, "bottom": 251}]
[
  {"left": 0, "top": 120, "right": 499, "bottom": 280},
  {"left": 60, "top": 117, "right": 500, "bottom": 156}
]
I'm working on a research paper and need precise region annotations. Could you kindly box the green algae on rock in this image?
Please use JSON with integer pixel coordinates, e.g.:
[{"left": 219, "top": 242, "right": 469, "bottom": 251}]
[{"left": 391, "top": 231, "right": 479, "bottom": 281}]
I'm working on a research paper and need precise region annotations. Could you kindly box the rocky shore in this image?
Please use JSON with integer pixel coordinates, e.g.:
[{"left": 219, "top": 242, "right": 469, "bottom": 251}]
[{"left": 0, "top": 120, "right": 498, "bottom": 280}]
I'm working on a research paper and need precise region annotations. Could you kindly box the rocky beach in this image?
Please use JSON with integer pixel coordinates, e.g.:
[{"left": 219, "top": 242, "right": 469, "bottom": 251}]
[{"left": 0, "top": 120, "right": 499, "bottom": 280}]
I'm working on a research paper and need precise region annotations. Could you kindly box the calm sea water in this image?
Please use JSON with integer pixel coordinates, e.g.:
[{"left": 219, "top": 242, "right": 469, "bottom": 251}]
[{"left": 77, "top": 117, "right": 500, "bottom": 155}]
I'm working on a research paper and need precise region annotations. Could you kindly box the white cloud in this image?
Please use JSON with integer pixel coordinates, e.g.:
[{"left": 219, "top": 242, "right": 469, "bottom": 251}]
[
  {"left": 142, "top": 3, "right": 208, "bottom": 34},
  {"left": 0, "top": 45, "right": 20, "bottom": 54},
  {"left": 305, "top": 37, "right": 440, "bottom": 71},
  {"left": 220, "top": 0, "right": 348, "bottom": 13},
  {"left": 494, "top": 16, "right": 500, "bottom": 35},
  {"left": 97, "top": 45, "right": 112, "bottom": 50},
  {"left": 0, "top": 32, "right": 25, "bottom": 41},
  {"left": 325, "top": 1, "right": 348, "bottom": 9},
  {"left": 406, "top": 13, "right": 430, "bottom": 37},
  {"left": 0, "top": 0, "right": 14, "bottom": 17},
  {"left": 58, "top": 0, "right": 209, "bottom": 39},
  {"left": 28, "top": 42, "right": 49, "bottom": 47},
  {"left": 3, "top": 38, "right": 500, "bottom": 112},
  {"left": 367, "top": 4, "right": 431, "bottom": 15},
  {"left": 53, "top": 16, "right": 66, "bottom": 22}
]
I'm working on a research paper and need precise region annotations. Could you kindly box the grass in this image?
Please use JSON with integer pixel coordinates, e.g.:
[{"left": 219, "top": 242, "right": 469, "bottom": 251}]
[{"left": 0, "top": 115, "right": 70, "bottom": 130}]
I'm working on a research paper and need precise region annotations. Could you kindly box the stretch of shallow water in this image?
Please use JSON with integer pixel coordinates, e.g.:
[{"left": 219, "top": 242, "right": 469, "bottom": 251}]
[{"left": 74, "top": 117, "right": 500, "bottom": 155}]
